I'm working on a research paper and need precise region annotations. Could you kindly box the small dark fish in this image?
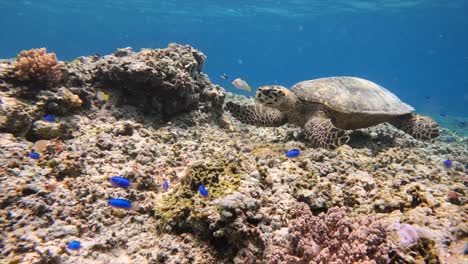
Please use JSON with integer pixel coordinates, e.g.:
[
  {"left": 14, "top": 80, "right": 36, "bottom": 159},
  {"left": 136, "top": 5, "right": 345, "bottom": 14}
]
[
  {"left": 109, "top": 176, "right": 131, "bottom": 189},
  {"left": 457, "top": 121, "right": 467, "bottom": 128},
  {"left": 446, "top": 137, "right": 454, "bottom": 143},
  {"left": 285, "top": 149, "right": 301, "bottom": 158},
  {"left": 108, "top": 198, "right": 132, "bottom": 209},
  {"left": 443, "top": 159, "right": 452, "bottom": 168},
  {"left": 162, "top": 180, "right": 169, "bottom": 190},
  {"left": 424, "top": 96, "right": 431, "bottom": 99},
  {"left": 220, "top": 73, "right": 229, "bottom": 80},
  {"left": 28, "top": 152, "right": 40, "bottom": 160},
  {"left": 67, "top": 241, "right": 81, "bottom": 250},
  {"left": 198, "top": 184, "right": 208, "bottom": 197},
  {"left": 43, "top": 114, "right": 55, "bottom": 122},
  {"left": 439, "top": 113, "right": 448, "bottom": 117}
]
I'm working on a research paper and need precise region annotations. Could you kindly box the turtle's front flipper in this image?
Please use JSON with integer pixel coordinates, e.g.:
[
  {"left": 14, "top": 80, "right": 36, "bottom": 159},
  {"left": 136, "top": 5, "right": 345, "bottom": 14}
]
[
  {"left": 225, "top": 102, "right": 287, "bottom": 127},
  {"left": 390, "top": 114, "right": 440, "bottom": 140},
  {"left": 304, "top": 113, "right": 349, "bottom": 149}
]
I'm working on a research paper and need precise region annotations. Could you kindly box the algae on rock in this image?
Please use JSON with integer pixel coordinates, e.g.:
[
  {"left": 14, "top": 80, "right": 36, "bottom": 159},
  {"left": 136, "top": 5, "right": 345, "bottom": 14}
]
[{"left": 155, "top": 159, "right": 244, "bottom": 234}]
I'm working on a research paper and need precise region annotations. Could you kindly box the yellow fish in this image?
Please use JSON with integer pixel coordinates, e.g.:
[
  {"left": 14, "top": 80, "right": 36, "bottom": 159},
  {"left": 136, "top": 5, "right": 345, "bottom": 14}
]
[
  {"left": 232, "top": 78, "right": 252, "bottom": 92},
  {"left": 97, "top": 91, "right": 109, "bottom": 102}
]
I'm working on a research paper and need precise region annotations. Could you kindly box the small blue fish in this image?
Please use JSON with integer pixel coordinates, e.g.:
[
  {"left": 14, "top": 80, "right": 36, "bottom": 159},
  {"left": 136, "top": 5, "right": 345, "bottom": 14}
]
[
  {"left": 285, "top": 149, "right": 301, "bottom": 158},
  {"left": 446, "top": 137, "right": 454, "bottom": 143},
  {"left": 109, "top": 176, "right": 131, "bottom": 188},
  {"left": 67, "top": 241, "right": 81, "bottom": 250},
  {"left": 162, "top": 180, "right": 169, "bottom": 190},
  {"left": 28, "top": 152, "right": 40, "bottom": 159},
  {"left": 108, "top": 198, "right": 132, "bottom": 209},
  {"left": 443, "top": 159, "right": 452, "bottom": 168},
  {"left": 198, "top": 184, "right": 208, "bottom": 197},
  {"left": 439, "top": 113, "right": 447, "bottom": 117},
  {"left": 424, "top": 96, "right": 431, "bottom": 100},
  {"left": 43, "top": 114, "right": 55, "bottom": 122}
]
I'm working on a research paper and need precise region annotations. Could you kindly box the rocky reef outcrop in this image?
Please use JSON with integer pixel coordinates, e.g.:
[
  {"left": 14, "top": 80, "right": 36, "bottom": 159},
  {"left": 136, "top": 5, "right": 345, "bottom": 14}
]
[
  {"left": 0, "top": 44, "right": 226, "bottom": 138},
  {"left": 65, "top": 44, "right": 225, "bottom": 119}
]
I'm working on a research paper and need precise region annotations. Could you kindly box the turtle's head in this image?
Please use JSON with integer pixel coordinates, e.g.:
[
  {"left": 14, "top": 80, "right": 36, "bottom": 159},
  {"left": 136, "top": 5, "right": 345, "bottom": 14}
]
[{"left": 255, "top": 85, "right": 296, "bottom": 111}]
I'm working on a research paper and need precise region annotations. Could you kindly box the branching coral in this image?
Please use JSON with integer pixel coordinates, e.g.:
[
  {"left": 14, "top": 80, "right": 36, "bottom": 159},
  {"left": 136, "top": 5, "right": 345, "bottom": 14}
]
[
  {"left": 13, "top": 48, "right": 62, "bottom": 88},
  {"left": 268, "top": 205, "right": 390, "bottom": 264}
]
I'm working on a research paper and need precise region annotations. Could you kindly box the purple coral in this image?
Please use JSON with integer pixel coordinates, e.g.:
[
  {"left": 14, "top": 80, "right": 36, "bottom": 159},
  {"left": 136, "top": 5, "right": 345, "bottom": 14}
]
[
  {"left": 268, "top": 205, "right": 390, "bottom": 263},
  {"left": 390, "top": 223, "right": 419, "bottom": 247}
]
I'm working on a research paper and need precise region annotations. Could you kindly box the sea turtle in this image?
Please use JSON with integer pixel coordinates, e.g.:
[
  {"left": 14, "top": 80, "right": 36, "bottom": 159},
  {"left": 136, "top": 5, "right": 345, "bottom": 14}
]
[{"left": 225, "top": 77, "right": 440, "bottom": 149}]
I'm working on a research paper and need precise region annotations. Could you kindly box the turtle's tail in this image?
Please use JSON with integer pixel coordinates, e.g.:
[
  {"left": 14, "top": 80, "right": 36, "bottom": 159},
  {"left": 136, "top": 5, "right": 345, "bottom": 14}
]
[{"left": 390, "top": 114, "right": 440, "bottom": 140}]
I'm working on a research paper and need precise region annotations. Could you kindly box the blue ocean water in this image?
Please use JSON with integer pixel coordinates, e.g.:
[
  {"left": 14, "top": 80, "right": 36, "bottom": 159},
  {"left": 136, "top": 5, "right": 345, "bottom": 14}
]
[{"left": 1, "top": 1, "right": 467, "bottom": 126}]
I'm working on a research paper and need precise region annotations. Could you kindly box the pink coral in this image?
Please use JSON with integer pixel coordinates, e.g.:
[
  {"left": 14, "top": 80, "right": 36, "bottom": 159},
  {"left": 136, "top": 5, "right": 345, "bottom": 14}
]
[{"left": 268, "top": 205, "right": 390, "bottom": 264}]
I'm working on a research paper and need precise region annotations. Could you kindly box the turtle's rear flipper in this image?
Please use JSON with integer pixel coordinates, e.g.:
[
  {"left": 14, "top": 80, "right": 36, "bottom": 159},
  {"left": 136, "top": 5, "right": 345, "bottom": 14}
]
[
  {"left": 390, "top": 114, "right": 440, "bottom": 140},
  {"left": 225, "top": 102, "right": 287, "bottom": 127},
  {"left": 304, "top": 113, "right": 349, "bottom": 149}
]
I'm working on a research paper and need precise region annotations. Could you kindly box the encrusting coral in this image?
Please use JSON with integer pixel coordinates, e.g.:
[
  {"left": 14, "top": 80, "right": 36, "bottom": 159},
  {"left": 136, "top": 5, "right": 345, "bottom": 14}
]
[
  {"left": 12, "top": 48, "right": 62, "bottom": 88},
  {"left": 268, "top": 205, "right": 390, "bottom": 264},
  {"left": 155, "top": 159, "right": 244, "bottom": 234}
]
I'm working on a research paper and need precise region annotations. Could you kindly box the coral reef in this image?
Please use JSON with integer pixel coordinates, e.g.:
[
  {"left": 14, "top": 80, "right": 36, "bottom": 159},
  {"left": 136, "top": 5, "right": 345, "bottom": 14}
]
[
  {"left": 11, "top": 48, "right": 62, "bottom": 88},
  {"left": 38, "top": 87, "right": 83, "bottom": 115},
  {"left": 0, "top": 95, "right": 35, "bottom": 136},
  {"left": 155, "top": 159, "right": 244, "bottom": 233},
  {"left": 0, "top": 47, "right": 467, "bottom": 263},
  {"left": 63, "top": 44, "right": 226, "bottom": 120},
  {"left": 388, "top": 223, "right": 443, "bottom": 263},
  {"left": 0, "top": 44, "right": 225, "bottom": 138},
  {"left": 267, "top": 205, "right": 390, "bottom": 263}
]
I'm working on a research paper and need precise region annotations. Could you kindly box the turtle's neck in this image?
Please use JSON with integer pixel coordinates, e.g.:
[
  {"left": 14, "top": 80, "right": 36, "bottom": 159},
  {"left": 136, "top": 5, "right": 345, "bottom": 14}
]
[{"left": 276, "top": 89, "right": 300, "bottom": 112}]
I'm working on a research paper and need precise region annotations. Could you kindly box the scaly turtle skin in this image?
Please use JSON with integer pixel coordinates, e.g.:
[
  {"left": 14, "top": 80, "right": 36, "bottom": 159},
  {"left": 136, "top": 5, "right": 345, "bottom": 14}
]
[{"left": 225, "top": 77, "right": 440, "bottom": 149}]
